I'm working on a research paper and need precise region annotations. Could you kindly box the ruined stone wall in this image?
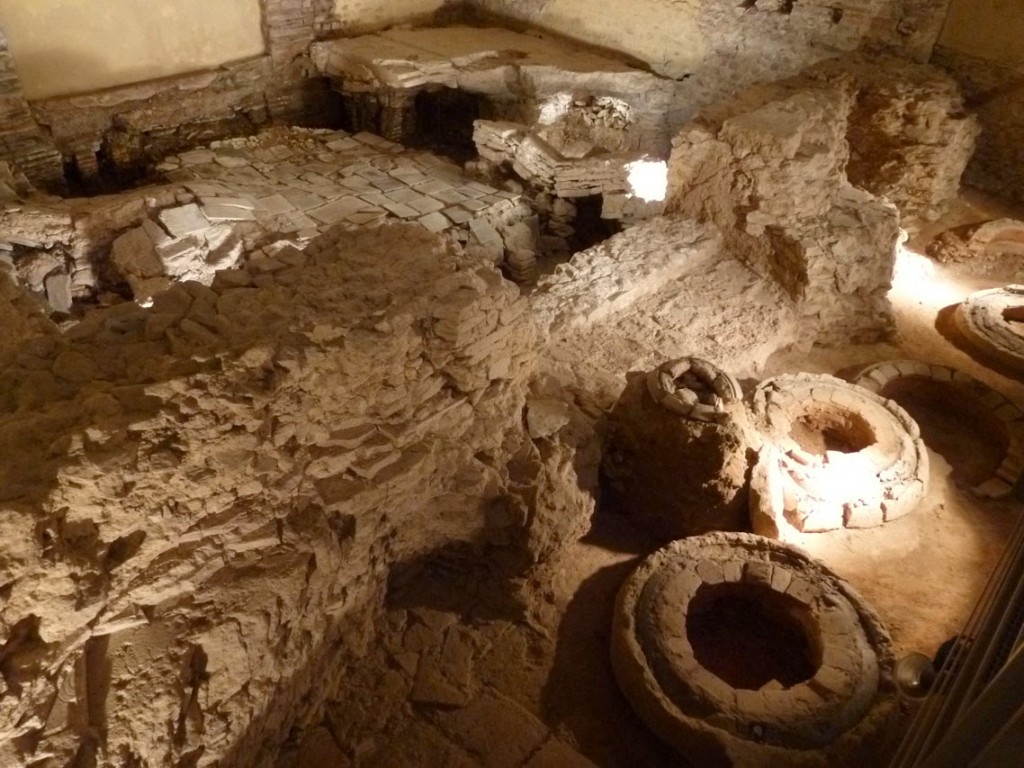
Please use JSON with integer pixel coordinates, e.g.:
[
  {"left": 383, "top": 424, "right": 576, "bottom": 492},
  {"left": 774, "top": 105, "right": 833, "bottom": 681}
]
[
  {"left": 932, "top": 0, "right": 1024, "bottom": 205},
  {"left": 666, "top": 81, "right": 901, "bottom": 345},
  {"left": 0, "top": 32, "right": 62, "bottom": 190},
  {"left": 469, "top": 0, "right": 955, "bottom": 124},
  {"left": 0, "top": 0, "right": 342, "bottom": 190},
  {"left": 0, "top": 223, "right": 559, "bottom": 767}
]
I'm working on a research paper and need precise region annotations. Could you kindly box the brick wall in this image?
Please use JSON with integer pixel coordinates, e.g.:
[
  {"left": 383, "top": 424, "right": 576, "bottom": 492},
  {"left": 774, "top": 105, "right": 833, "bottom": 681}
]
[{"left": 0, "top": 30, "right": 63, "bottom": 191}]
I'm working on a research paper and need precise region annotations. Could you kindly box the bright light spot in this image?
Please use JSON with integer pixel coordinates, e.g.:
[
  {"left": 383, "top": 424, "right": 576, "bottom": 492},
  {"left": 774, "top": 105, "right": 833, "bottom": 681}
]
[
  {"left": 891, "top": 240, "right": 968, "bottom": 308},
  {"left": 538, "top": 93, "right": 572, "bottom": 125},
  {"left": 626, "top": 159, "right": 668, "bottom": 203},
  {"left": 137, "top": 297, "right": 154, "bottom": 308}
]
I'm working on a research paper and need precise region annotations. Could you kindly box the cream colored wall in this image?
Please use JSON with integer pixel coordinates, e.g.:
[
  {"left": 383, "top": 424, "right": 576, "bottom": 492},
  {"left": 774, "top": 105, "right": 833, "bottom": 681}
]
[
  {"left": 0, "top": 0, "right": 266, "bottom": 100},
  {"left": 333, "top": 0, "right": 447, "bottom": 32},
  {"left": 537, "top": 0, "right": 703, "bottom": 78},
  {"left": 938, "top": 0, "right": 1024, "bottom": 66}
]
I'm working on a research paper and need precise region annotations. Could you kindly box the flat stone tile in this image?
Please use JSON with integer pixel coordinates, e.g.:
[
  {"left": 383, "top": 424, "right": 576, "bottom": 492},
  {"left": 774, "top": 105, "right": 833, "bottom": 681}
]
[
  {"left": 280, "top": 188, "right": 326, "bottom": 211},
  {"left": 385, "top": 188, "right": 422, "bottom": 205},
  {"left": 179, "top": 149, "right": 216, "bottom": 165},
  {"left": 390, "top": 169, "right": 430, "bottom": 185},
  {"left": 346, "top": 211, "right": 387, "bottom": 226},
  {"left": 326, "top": 138, "right": 360, "bottom": 152},
  {"left": 215, "top": 154, "right": 251, "bottom": 168},
  {"left": 382, "top": 201, "right": 421, "bottom": 219},
  {"left": 302, "top": 172, "right": 334, "bottom": 186},
  {"left": 408, "top": 196, "right": 445, "bottom": 215},
  {"left": 460, "top": 197, "right": 488, "bottom": 212},
  {"left": 255, "top": 194, "right": 297, "bottom": 215},
  {"left": 224, "top": 167, "right": 270, "bottom": 185},
  {"left": 359, "top": 192, "right": 391, "bottom": 207},
  {"left": 371, "top": 177, "right": 407, "bottom": 193},
  {"left": 280, "top": 211, "right": 319, "bottom": 233},
  {"left": 442, "top": 206, "right": 473, "bottom": 224},
  {"left": 198, "top": 196, "right": 256, "bottom": 210},
  {"left": 339, "top": 176, "right": 377, "bottom": 193},
  {"left": 414, "top": 180, "right": 453, "bottom": 196},
  {"left": 418, "top": 211, "right": 451, "bottom": 233},
  {"left": 159, "top": 203, "right": 210, "bottom": 238},
  {"left": 433, "top": 187, "right": 470, "bottom": 205},
  {"left": 201, "top": 204, "right": 256, "bottom": 222},
  {"left": 457, "top": 185, "right": 486, "bottom": 200},
  {"left": 309, "top": 196, "right": 372, "bottom": 225},
  {"left": 185, "top": 181, "right": 233, "bottom": 197},
  {"left": 265, "top": 166, "right": 301, "bottom": 182},
  {"left": 353, "top": 131, "right": 389, "bottom": 146},
  {"left": 465, "top": 180, "right": 498, "bottom": 194},
  {"left": 357, "top": 167, "right": 392, "bottom": 182}
]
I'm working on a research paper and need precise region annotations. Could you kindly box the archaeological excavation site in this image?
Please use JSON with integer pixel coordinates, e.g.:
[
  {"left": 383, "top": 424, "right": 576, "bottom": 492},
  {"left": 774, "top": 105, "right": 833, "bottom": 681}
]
[{"left": 2, "top": 1, "right": 1024, "bottom": 766}]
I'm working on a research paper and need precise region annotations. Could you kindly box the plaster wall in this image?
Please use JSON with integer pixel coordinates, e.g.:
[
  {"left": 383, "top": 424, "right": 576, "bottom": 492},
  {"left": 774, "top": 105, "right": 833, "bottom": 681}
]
[
  {"left": 332, "top": 0, "right": 449, "bottom": 32},
  {"left": 533, "top": 0, "right": 704, "bottom": 79},
  {"left": 937, "top": 0, "right": 1024, "bottom": 67},
  {"left": 0, "top": 0, "right": 266, "bottom": 100}
]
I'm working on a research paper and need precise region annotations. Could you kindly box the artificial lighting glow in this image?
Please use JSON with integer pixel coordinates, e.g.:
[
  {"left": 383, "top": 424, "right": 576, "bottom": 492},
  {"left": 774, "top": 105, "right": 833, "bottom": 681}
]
[
  {"left": 891, "top": 239, "right": 970, "bottom": 309},
  {"left": 626, "top": 159, "right": 668, "bottom": 203},
  {"left": 537, "top": 93, "right": 572, "bottom": 125}
]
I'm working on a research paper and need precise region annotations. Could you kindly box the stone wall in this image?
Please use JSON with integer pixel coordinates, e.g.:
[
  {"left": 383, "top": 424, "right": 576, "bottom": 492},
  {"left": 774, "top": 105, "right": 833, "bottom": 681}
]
[
  {"left": 932, "top": 0, "right": 1024, "bottom": 205},
  {"left": 0, "top": 223, "right": 565, "bottom": 768},
  {"left": 0, "top": 31, "right": 62, "bottom": 190},
  {"left": 664, "top": 52, "right": 976, "bottom": 344},
  {"left": 666, "top": 81, "right": 901, "bottom": 345},
  {"left": 468, "top": 0, "right": 956, "bottom": 124},
  {"left": 0, "top": 0, "right": 341, "bottom": 190}
]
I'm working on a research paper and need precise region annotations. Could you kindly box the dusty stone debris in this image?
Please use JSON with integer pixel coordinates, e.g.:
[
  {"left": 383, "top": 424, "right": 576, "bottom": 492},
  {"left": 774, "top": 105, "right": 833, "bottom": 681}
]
[{"left": 0, "top": 5, "right": 1016, "bottom": 767}]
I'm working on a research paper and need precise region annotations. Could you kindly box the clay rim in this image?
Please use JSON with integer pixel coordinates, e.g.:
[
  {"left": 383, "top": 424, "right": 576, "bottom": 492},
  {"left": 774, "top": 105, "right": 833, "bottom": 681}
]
[
  {"left": 645, "top": 357, "right": 744, "bottom": 423},
  {"left": 612, "top": 533, "right": 897, "bottom": 760},
  {"left": 748, "top": 373, "right": 929, "bottom": 530},
  {"left": 852, "top": 359, "right": 1024, "bottom": 498}
]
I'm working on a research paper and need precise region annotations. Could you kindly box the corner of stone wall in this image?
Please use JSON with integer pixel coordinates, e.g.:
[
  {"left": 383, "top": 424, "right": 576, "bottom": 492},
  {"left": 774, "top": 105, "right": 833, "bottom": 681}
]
[{"left": 0, "top": 28, "right": 65, "bottom": 192}]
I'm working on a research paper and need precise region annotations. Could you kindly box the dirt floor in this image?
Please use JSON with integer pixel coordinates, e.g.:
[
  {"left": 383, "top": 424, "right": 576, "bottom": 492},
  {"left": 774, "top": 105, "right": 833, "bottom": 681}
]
[{"left": 280, "top": 190, "right": 1024, "bottom": 767}]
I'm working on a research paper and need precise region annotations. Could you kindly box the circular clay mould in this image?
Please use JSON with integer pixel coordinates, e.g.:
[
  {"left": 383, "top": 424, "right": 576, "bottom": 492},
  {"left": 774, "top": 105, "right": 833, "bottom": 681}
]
[
  {"left": 853, "top": 359, "right": 1024, "bottom": 498},
  {"left": 645, "top": 357, "right": 745, "bottom": 424},
  {"left": 748, "top": 373, "right": 928, "bottom": 534},
  {"left": 954, "top": 284, "right": 1024, "bottom": 374},
  {"left": 611, "top": 533, "right": 897, "bottom": 768}
]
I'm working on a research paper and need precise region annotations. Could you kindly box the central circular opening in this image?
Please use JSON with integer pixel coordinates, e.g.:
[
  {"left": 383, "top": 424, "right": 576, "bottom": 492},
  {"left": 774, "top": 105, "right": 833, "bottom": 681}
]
[
  {"left": 686, "top": 581, "right": 821, "bottom": 690},
  {"left": 789, "top": 403, "right": 876, "bottom": 455},
  {"left": 881, "top": 378, "right": 1009, "bottom": 487}
]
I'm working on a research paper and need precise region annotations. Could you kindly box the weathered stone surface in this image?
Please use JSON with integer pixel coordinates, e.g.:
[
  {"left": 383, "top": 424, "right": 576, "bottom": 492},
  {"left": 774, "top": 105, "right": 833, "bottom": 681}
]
[
  {"left": 0, "top": 223, "right": 551, "bottom": 768},
  {"left": 532, "top": 216, "right": 799, "bottom": 409},
  {"left": 603, "top": 362, "right": 752, "bottom": 541},
  {"left": 312, "top": 26, "right": 678, "bottom": 154},
  {"left": 666, "top": 78, "right": 901, "bottom": 344}
]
